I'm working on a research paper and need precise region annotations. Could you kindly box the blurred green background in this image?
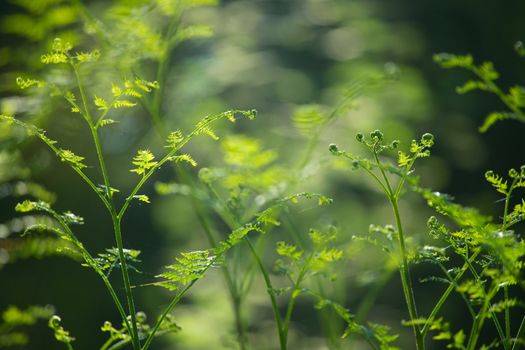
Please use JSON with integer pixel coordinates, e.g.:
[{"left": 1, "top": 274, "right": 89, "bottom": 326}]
[{"left": 1, "top": 0, "right": 525, "bottom": 349}]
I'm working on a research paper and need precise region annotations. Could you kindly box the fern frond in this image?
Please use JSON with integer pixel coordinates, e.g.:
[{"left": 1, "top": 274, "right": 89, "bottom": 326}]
[
  {"left": 455, "top": 80, "right": 488, "bottom": 94},
  {"left": 57, "top": 149, "right": 87, "bottom": 169},
  {"left": 433, "top": 53, "right": 474, "bottom": 69},
  {"left": 485, "top": 170, "right": 508, "bottom": 195},
  {"left": 132, "top": 194, "right": 150, "bottom": 203},
  {"left": 165, "top": 130, "right": 184, "bottom": 148},
  {"left": 156, "top": 250, "right": 217, "bottom": 291},
  {"left": 479, "top": 112, "right": 517, "bottom": 133},
  {"left": 130, "top": 150, "right": 157, "bottom": 176},
  {"left": 15, "top": 77, "right": 45, "bottom": 89},
  {"left": 114, "top": 100, "right": 137, "bottom": 109},
  {"left": 276, "top": 241, "right": 303, "bottom": 261},
  {"left": 48, "top": 315, "right": 75, "bottom": 345},
  {"left": 91, "top": 248, "right": 142, "bottom": 276},
  {"left": 94, "top": 96, "right": 108, "bottom": 110},
  {"left": 168, "top": 154, "right": 197, "bottom": 167}
]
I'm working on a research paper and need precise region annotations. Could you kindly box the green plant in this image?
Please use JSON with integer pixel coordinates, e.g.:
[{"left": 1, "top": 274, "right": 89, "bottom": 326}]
[
  {"left": 0, "top": 37, "right": 261, "bottom": 350},
  {"left": 0, "top": 305, "right": 54, "bottom": 348},
  {"left": 433, "top": 43, "right": 525, "bottom": 133},
  {"left": 320, "top": 42, "right": 525, "bottom": 350},
  {"left": 329, "top": 129, "right": 525, "bottom": 349},
  {"left": 330, "top": 131, "right": 434, "bottom": 349}
]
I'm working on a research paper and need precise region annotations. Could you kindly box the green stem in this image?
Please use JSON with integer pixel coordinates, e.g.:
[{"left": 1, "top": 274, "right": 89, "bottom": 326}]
[
  {"left": 466, "top": 287, "right": 498, "bottom": 350},
  {"left": 204, "top": 183, "right": 289, "bottom": 348},
  {"left": 436, "top": 263, "right": 476, "bottom": 319},
  {"left": 113, "top": 217, "right": 140, "bottom": 349},
  {"left": 511, "top": 314, "right": 525, "bottom": 350},
  {"left": 464, "top": 255, "right": 508, "bottom": 350},
  {"left": 90, "top": 127, "right": 113, "bottom": 200},
  {"left": 371, "top": 151, "right": 423, "bottom": 349},
  {"left": 141, "top": 251, "right": 222, "bottom": 350},
  {"left": 54, "top": 213, "right": 131, "bottom": 332},
  {"left": 502, "top": 178, "right": 517, "bottom": 349},
  {"left": 282, "top": 265, "right": 308, "bottom": 347},
  {"left": 421, "top": 249, "right": 481, "bottom": 335},
  {"left": 471, "top": 67, "right": 525, "bottom": 122},
  {"left": 244, "top": 236, "right": 286, "bottom": 350},
  {"left": 390, "top": 198, "right": 424, "bottom": 350},
  {"left": 505, "top": 286, "right": 511, "bottom": 347},
  {"left": 71, "top": 64, "right": 94, "bottom": 125},
  {"left": 100, "top": 336, "right": 117, "bottom": 350},
  {"left": 184, "top": 171, "right": 247, "bottom": 350},
  {"left": 72, "top": 62, "right": 140, "bottom": 349}
]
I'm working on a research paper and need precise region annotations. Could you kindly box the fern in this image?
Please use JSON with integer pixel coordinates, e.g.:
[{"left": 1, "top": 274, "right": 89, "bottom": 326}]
[
  {"left": 48, "top": 315, "right": 75, "bottom": 347},
  {"left": 91, "top": 248, "right": 142, "bottom": 277},
  {"left": 0, "top": 305, "right": 54, "bottom": 348},
  {"left": 435, "top": 45, "right": 525, "bottom": 132},
  {"left": 130, "top": 150, "right": 157, "bottom": 176}
]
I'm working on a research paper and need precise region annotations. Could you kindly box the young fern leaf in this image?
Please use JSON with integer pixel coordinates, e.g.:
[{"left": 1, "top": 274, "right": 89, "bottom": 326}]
[
  {"left": 153, "top": 191, "right": 328, "bottom": 292},
  {"left": 48, "top": 315, "right": 75, "bottom": 346},
  {"left": 276, "top": 241, "right": 302, "bottom": 261},
  {"left": 485, "top": 170, "right": 508, "bottom": 195},
  {"left": 130, "top": 150, "right": 157, "bottom": 176},
  {"left": 41, "top": 38, "right": 72, "bottom": 64},
  {"left": 94, "top": 96, "right": 108, "bottom": 111},
  {"left": 314, "top": 296, "right": 400, "bottom": 349},
  {"left": 479, "top": 112, "right": 518, "bottom": 133},
  {"left": 168, "top": 154, "right": 197, "bottom": 167},
  {"left": 435, "top": 46, "right": 525, "bottom": 132},
  {"left": 101, "top": 313, "right": 180, "bottom": 349},
  {"left": 93, "top": 78, "right": 158, "bottom": 128},
  {"left": 132, "top": 194, "right": 150, "bottom": 203},
  {"left": 91, "top": 248, "right": 142, "bottom": 276},
  {"left": 57, "top": 149, "right": 88, "bottom": 170},
  {"left": 193, "top": 110, "right": 257, "bottom": 141},
  {"left": 156, "top": 250, "right": 218, "bottom": 291},
  {"left": 16, "top": 77, "right": 45, "bottom": 89},
  {"left": 165, "top": 130, "right": 183, "bottom": 148}
]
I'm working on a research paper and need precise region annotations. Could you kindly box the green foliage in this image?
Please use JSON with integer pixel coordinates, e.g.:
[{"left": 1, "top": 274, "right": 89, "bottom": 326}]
[
  {"left": 156, "top": 250, "right": 217, "bottom": 291},
  {"left": 48, "top": 315, "right": 75, "bottom": 347},
  {"left": 0, "top": 305, "right": 54, "bottom": 348},
  {"left": 92, "top": 248, "right": 142, "bottom": 276},
  {"left": 130, "top": 150, "right": 157, "bottom": 176},
  {"left": 4, "top": 3, "right": 525, "bottom": 350},
  {"left": 274, "top": 227, "right": 342, "bottom": 280},
  {"left": 435, "top": 45, "right": 525, "bottom": 132},
  {"left": 99, "top": 312, "right": 180, "bottom": 350}
]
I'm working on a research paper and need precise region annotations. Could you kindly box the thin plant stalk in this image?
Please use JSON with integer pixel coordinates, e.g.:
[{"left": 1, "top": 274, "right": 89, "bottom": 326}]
[
  {"left": 72, "top": 63, "right": 141, "bottom": 349},
  {"left": 371, "top": 151, "right": 424, "bottom": 350}
]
